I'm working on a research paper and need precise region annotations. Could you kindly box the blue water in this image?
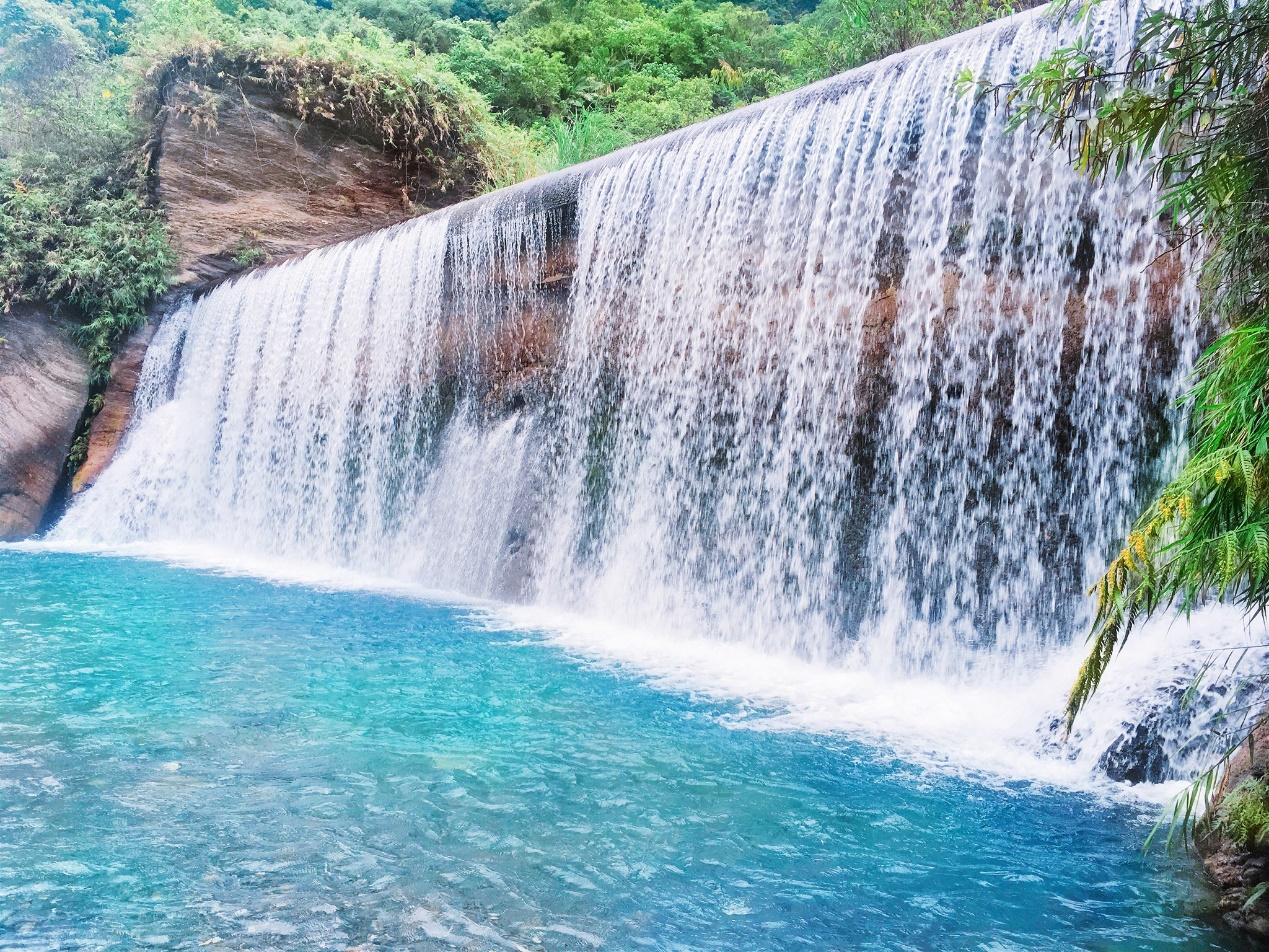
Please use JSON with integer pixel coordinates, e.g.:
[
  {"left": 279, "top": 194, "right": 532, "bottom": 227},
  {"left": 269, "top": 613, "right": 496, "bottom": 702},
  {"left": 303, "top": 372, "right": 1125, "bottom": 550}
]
[{"left": 0, "top": 550, "right": 1244, "bottom": 950}]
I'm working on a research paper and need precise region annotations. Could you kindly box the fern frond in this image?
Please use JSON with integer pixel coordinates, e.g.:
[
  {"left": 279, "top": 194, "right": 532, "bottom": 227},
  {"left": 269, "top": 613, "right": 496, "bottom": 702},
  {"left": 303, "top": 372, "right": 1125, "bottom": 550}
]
[{"left": 1067, "top": 596, "right": 1126, "bottom": 728}]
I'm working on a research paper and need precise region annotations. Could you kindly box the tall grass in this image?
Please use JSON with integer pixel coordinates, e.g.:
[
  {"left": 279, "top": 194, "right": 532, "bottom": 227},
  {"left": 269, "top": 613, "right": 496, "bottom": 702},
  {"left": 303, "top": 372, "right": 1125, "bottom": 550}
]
[{"left": 540, "top": 110, "right": 634, "bottom": 171}]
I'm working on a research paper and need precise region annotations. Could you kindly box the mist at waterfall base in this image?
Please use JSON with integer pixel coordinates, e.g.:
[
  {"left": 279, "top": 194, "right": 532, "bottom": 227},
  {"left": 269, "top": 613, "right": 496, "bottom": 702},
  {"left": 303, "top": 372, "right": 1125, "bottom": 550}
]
[{"left": 6, "top": 1, "right": 1266, "bottom": 946}]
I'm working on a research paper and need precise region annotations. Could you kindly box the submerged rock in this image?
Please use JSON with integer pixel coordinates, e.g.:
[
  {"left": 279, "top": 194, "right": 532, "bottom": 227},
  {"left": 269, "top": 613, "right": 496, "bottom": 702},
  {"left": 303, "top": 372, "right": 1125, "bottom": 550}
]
[{"left": 0, "top": 306, "right": 88, "bottom": 539}]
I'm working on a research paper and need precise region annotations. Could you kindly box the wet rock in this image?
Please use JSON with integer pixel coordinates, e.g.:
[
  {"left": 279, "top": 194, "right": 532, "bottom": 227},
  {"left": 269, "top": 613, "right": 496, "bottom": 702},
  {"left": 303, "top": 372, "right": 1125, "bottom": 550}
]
[
  {"left": 1198, "top": 706, "right": 1269, "bottom": 940},
  {"left": 1090, "top": 675, "right": 1258, "bottom": 788},
  {"left": 1099, "top": 721, "right": 1172, "bottom": 785},
  {"left": 0, "top": 306, "right": 89, "bottom": 539},
  {"left": 72, "top": 321, "right": 157, "bottom": 495}
]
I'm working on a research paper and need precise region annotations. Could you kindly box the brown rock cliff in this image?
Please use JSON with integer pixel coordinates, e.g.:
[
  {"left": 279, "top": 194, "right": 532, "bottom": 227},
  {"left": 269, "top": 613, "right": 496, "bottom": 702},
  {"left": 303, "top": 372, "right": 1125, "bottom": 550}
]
[
  {"left": 153, "top": 68, "right": 426, "bottom": 285},
  {"left": 59, "top": 60, "right": 464, "bottom": 508},
  {"left": 0, "top": 307, "right": 89, "bottom": 540}
]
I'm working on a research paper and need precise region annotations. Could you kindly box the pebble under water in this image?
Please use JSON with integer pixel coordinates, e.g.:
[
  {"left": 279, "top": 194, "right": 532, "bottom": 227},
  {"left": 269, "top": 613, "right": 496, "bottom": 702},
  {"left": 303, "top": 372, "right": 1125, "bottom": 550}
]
[{"left": 0, "top": 550, "right": 1247, "bottom": 950}]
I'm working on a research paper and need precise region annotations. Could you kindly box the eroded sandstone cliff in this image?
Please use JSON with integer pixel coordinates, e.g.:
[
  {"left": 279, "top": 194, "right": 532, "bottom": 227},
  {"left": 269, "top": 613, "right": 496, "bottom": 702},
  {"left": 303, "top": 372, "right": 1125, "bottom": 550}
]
[
  {"left": 0, "top": 306, "right": 88, "bottom": 540},
  {"left": 153, "top": 65, "right": 428, "bottom": 285}
]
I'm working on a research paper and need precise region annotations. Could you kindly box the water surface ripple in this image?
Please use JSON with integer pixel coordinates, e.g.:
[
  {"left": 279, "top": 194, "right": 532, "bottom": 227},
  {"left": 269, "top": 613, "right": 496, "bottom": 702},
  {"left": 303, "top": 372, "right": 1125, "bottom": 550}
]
[{"left": 0, "top": 551, "right": 1240, "bottom": 950}]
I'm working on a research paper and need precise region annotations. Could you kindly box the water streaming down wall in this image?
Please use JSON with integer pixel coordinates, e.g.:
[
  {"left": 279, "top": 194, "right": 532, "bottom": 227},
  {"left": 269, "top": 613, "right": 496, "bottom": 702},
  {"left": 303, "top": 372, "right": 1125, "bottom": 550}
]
[{"left": 56, "top": 4, "right": 1204, "bottom": 692}]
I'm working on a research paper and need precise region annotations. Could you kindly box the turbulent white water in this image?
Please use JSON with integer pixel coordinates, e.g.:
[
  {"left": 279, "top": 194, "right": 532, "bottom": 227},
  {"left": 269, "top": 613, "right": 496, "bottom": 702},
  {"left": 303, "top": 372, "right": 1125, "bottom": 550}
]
[{"left": 53, "top": 3, "right": 1255, "bottom": 788}]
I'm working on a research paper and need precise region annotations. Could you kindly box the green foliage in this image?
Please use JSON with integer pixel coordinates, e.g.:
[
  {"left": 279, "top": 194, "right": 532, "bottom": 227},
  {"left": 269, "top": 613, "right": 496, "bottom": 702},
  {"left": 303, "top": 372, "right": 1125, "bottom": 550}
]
[
  {"left": 783, "top": 0, "right": 1012, "bottom": 83},
  {"left": 0, "top": 2, "right": 87, "bottom": 92},
  {"left": 337, "top": 0, "right": 466, "bottom": 48},
  {"left": 60, "top": 0, "right": 138, "bottom": 54},
  {"left": 0, "top": 174, "right": 174, "bottom": 383},
  {"left": 607, "top": 65, "right": 716, "bottom": 139},
  {"left": 342, "top": 0, "right": 1014, "bottom": 166},
  {"left": 478, "top": 120, "right": 549, "bottom": 189},
  {"left": 539, "top": 108, "right": 632, "bottom": 169},
  {"left": 1, "top": 0, "right": 173, "bottom": 386},
  {"left": 230, "top": 234, "right": 269, "bottom": 267},
  {"left": 429, "top": 0, "right": 788, "bottom": 132},
  {"left": 1217, "top": 778, "right": 1269, "bottom": 849},
  {"left": 445, "top": 29, "right": 571, "bottom": 124}
]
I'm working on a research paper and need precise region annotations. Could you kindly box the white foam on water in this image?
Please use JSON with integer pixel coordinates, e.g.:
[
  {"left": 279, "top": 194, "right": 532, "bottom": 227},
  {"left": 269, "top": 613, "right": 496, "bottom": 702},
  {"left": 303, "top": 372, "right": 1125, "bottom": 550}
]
[
  {"left": 13, "top": 532, "right": 1262, "bottom": 804},
  {"left": 6, "top": 537, "right": 493, "bottom": 611},
  {"left": 488, "top": 599, "right": 1264, "bottom": 804}
]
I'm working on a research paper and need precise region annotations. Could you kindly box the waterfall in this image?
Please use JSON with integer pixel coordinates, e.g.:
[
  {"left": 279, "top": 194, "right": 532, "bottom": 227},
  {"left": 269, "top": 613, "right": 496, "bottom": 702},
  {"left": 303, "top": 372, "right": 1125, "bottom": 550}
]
[{"left": 55, "top": 3, "right": 1212, "bottom": 737}]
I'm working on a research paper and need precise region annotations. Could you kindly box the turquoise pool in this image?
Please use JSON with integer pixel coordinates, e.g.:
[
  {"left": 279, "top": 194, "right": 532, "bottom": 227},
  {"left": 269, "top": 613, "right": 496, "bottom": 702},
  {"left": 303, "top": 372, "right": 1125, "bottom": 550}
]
[{"left": 0, "top": 550, "right": 1242, "bottom": 950}]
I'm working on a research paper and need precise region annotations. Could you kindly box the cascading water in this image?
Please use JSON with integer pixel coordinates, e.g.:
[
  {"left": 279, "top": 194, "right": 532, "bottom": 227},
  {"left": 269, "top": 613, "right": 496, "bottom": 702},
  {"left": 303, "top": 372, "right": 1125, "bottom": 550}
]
[{"left": 53, "top": 3, "right": 1251, "bottom": 786}]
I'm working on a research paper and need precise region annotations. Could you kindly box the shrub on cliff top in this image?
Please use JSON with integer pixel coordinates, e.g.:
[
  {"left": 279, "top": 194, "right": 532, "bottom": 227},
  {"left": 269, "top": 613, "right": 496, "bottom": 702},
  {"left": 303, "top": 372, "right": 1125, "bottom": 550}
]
[
  {"left": 0, "top": 176, "right": 173, "bottom": 383},
  {"left": 130, "top": 0, "right": 542, "bottom": 192},
  {"left": 344, "top": 0, "right": 1017, "bottom": 171}
]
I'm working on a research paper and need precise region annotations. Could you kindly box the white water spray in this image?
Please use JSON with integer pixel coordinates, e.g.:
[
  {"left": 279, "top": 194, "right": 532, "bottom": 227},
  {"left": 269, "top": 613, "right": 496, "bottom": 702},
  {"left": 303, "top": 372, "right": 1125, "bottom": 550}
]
[{"left": 55, "top": 3, "right": 1248, "bottom": 789}]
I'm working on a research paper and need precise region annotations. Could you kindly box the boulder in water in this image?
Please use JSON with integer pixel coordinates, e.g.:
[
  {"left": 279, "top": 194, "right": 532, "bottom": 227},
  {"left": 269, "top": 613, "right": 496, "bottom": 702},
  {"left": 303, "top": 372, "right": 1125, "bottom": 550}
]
[{"left": 1099, "top": 722, "right": 1172, "bottom": 785}]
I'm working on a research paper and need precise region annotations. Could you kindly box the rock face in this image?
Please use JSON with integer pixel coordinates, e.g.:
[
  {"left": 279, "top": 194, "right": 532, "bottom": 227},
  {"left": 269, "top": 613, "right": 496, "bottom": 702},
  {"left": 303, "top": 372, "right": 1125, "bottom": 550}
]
[
  {"left": 1199, "top": 712, "right": 1269, "bottom": 938},
  {"left": 71, "top": 322, "right": 156, "bottom": 496},
  {"left": 153, "top": 65, "right": 437, "bottom": 285},
  {"left": 0, "top": 307, "right": 89, "bottom": 540},
  {"left": 1099, "top": 722, "right": 1173, "bottom": 785}
]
